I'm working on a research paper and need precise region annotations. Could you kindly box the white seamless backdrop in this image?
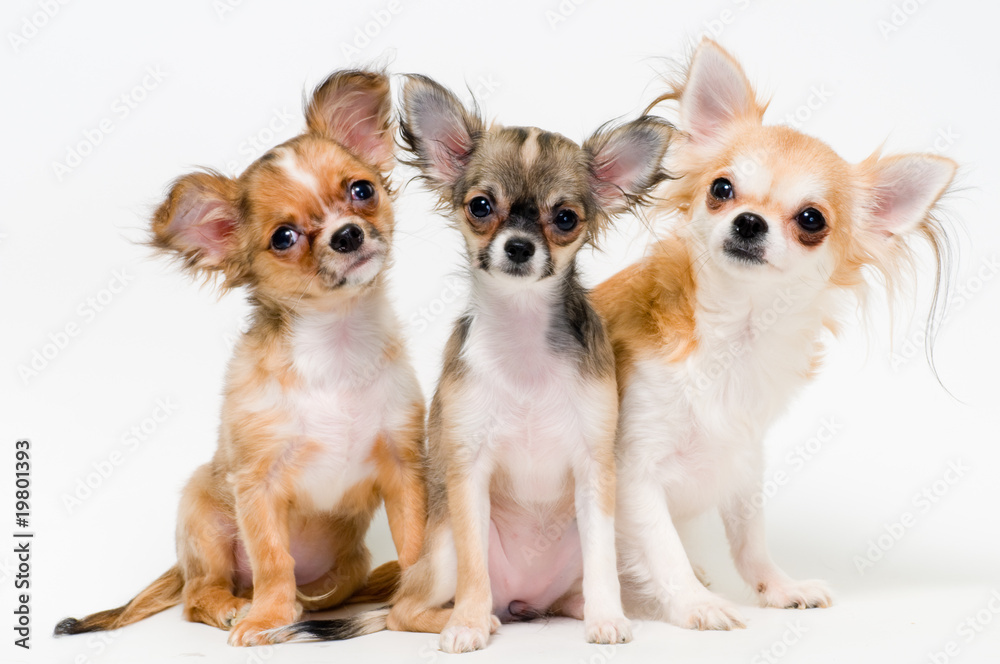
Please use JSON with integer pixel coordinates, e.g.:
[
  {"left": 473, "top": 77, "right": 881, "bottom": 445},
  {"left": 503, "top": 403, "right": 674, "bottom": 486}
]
[{"left": 3, "top": 1, "right": 999, "bottom": 663}]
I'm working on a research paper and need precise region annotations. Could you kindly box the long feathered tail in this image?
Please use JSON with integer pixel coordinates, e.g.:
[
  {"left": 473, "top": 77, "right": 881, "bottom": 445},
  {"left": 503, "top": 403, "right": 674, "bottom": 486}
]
[{"left": 54, "top": 566, "right": 184, "bottom": 636}]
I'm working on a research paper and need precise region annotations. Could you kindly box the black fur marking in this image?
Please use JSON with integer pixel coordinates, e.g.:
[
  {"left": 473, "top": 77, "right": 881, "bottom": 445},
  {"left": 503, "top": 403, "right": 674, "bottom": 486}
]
[
  {"left": 54, "top": 618, "right": 88, "bottom": 636},
  {"left": 509, "top": 199, "right": 541, "bottom": 224},
  {"left": 548, "top": 265, "right": 615, "bottom": 376},
  {"left": 442, "top": 315, "right": 472, "bottom": 378},
  {"left": 507, "top": 126, "right": 529, "bottom": 146},
  {"left": 284, "top": 618, "right": 361, "bottom": 641},
  {"left": 279, "top": 606, "right": 392, "bottom": 642},
  {"left": 540, "top": 255, "right": 555, "bottom": 279},
  {"left": 451, "top": 126, "right": 598, "bottom": 240}
]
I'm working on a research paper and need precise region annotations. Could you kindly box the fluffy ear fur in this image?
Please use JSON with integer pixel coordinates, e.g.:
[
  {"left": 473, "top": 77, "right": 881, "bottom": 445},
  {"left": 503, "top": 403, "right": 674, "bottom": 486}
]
[
  {"left": 584, "top": 116, "right": 674, "bottom": 215},
  {"left": 399, "top": 74, "right": 484, "bottom": 192},
  {"left": 306, "top": 69, "right": 395, "bottom": 173},
  {"left": 675, "top": 39, "right": 765, "bottom": 144},
  {"left": 150, "top": 170, "right": 241, "bottom": 278},
  {"left": 861, "top": 153, "right": 957, "bottom": 238}
]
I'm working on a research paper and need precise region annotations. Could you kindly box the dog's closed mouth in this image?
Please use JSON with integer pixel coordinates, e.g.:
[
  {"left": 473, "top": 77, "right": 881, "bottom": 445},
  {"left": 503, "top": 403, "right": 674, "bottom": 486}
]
[
  {"left": 347, "top": 254, "right": 373, "bottom": 271},
  {"left": 723, "top": 241, "right": 766, "bottom": 265},
  {"left": 345, "top": 250, "right": 382, "bottom": 274}
]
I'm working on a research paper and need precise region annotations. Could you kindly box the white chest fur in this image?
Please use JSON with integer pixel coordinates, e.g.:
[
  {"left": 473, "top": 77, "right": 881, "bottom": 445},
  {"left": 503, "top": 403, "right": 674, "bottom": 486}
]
[
  {"left": 456, "top": 278, "right": 603, "bottom": 507},
  {"left": 283, "top": 297, "right": 417, "bottom": 513},
  {"left": 618, "top": 273, "right": 835, "bottom": 519}
]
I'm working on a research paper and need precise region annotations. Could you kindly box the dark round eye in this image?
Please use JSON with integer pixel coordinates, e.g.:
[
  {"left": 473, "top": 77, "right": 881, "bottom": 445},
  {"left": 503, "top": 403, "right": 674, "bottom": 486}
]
[
  {"left": 710, "top": 178, "right": 734, "bottom": 200},
  {"left": 350, "top": 180, "right": 376, "bottom": 201},
  {"left": 270, "top": 226, "right": 299, "bottom": 251},
  {"left": 795, "top": 207, "right": 826, "bottom": 233},
  {"left": 468, "top": 196, "right": 492, "bottom": 219},
  {"left": 554, "top": 209, "right": 579, "bottom": 232}
]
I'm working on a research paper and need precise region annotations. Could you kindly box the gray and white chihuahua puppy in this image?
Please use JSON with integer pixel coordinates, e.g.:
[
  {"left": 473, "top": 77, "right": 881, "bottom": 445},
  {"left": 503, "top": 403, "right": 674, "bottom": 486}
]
[{"left": 275, "top": 74, "right": 672, "bottom": 653}]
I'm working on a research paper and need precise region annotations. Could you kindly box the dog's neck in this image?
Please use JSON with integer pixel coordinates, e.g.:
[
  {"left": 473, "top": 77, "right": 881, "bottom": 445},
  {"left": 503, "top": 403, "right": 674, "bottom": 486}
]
[
  {"left": 681, "top": 233, "right": 836, "bottom": 355},
  {"left": 463, "top": 264, "right": 587, "bottom": 377},
  {"left": 291, "top": 283, "right": 398, "bottom": 386},
  {"left": 248, "top": 275, "right": 389, "bottom": 333},
  {"left": 469, "top": 263, "right": 579, "bottom": 317},
  {"left": 669, "top": 233, "right": 839, "bottom": 436},
  {"left": 236, "top": 279, "right": 397, "bottom": 385}
]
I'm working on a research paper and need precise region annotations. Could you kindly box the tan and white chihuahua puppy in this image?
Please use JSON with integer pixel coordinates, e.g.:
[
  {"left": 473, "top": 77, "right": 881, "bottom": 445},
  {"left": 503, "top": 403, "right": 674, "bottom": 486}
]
[
  {"left": 594, "top": 40, "right": 956, "bottom": 630},
  {"left": 274, "top": 75, "right": 673, "bottom": 652},
  {"left": 54, "top": 70, "right": 427, "bottom": 647}
]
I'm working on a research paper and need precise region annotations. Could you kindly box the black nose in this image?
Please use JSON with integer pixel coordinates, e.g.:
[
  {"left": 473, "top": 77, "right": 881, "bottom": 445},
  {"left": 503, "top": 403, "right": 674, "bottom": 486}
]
[
  {"left": 733, "top": 213, "right": 768, "bottom": 240},
  {"left": 331, "top": 224, "right": 364, "bottom": 253},
  {"left": 504, "top": 238, "right": 535, "bottom": 264}
]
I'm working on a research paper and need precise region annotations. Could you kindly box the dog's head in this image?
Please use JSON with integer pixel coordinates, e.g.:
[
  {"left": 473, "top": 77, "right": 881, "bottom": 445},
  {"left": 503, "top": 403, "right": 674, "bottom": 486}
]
[
  {"left": 657, "top": 40, "right": 956, "bottom": 290},
  {"left": 400, "top": 74, "right": 673, "bottom": 285},
  {"left": 151, "top": 70, "right": 396, "bottom": 309}
]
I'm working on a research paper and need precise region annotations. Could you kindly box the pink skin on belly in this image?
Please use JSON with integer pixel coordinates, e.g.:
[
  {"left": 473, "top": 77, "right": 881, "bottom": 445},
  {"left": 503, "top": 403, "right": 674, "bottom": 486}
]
[
  {"left": 233, "top": 525, "right": 339, "bottom": 589},
  {"left": 488, "top": 507, "right": 583, "bottom": 621}
]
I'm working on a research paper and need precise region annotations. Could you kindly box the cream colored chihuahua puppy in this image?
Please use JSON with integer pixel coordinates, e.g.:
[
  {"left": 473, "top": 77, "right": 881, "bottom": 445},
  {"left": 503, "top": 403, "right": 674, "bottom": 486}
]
[
  {"left": 55, "top": 70, "right": 426, "bottom": 646},
  {"left": 274, "top": 74, "right": 673, "bottom": 652},
  {"left": 594, "top": 40, "right": 956, "bottom": 630}
]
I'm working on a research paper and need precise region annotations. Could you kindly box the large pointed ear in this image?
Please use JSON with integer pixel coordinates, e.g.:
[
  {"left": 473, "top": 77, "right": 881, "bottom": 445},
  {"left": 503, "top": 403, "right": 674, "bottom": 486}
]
[
  {"left": 584, "top": 116, "right": 674, "bottom": 216},
  {"left": 399, "top": 74, "right": 484, "bottom": 191},
  {"left": 306, "top": 69, "right": 394, "bottom": 173},
  {"left": 151, "top": 170, "right": 240, "bottom": 276},
  {"left": 861, "top": 153, "right": 957, "bottom": 238},
  {"left": 678, "top": 39, "right": 764, "bottom": 144}
]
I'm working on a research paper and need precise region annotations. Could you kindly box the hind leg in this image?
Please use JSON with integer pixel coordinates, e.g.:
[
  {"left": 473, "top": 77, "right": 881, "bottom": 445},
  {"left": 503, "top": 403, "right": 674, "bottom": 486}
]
[
  {"left": 177, "top": 465, "right": 250, "bottom": 630},
  {"left": 184, "top": 579, "right": 251, "bottom": 630}
]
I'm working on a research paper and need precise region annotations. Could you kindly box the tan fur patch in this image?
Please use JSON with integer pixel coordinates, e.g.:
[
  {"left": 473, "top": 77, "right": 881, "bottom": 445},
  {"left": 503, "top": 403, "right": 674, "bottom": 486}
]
[{"left": 593, "top": 234, "right": 699, "bottom": 392}]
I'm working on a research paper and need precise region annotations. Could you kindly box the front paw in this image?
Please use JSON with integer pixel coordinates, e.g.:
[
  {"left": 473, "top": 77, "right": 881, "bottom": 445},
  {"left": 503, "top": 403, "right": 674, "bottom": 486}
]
[
  {"left": 227, "top": 604, "right": 302, "bottom": 647},
  {"left": 758, "top": 578, "right": 833, "bottom": 609},
  {"left": 666, "top": 590, "right": 746, "bottom": 631},
  {"left": 439, "top": 615, "right": 499, "bottom": 654},
  {"left": 585, "top": 614, "right": 632, "bottom": 644}
]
